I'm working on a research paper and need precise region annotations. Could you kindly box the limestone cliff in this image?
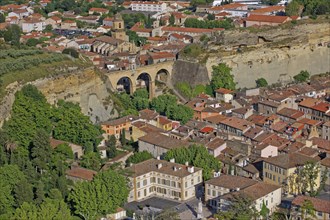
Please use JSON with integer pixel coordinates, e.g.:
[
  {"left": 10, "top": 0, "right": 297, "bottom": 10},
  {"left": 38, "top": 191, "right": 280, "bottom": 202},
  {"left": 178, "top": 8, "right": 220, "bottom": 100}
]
[
  {"left": 203, "top": 21, "right": 330, "bottom": 88},
  {"left": 172, "top": 20, "right": 328, "bottom": 89},
  {"left": 0, "top": 68, "right": 118, "bottom": 127}
]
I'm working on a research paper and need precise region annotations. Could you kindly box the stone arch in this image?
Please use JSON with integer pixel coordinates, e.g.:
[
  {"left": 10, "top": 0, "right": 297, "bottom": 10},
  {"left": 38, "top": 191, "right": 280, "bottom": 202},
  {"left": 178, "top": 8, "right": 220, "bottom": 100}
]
[
  {"left": 136, "top": 72, "right": 152, "bottom": 94},
  {"left": 156, "top": 68, "right": 170, "bottom": 83},
  {"left": 116, "top": 77, "right": 133, "bottom": 94}
]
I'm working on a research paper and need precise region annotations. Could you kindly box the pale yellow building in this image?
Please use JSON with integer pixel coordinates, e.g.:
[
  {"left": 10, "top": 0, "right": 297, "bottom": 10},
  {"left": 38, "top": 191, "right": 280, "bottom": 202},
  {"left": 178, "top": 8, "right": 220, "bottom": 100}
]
[
  {"left": 263, "top": 153, "right": 320, "bottom": 195},
  {"left": 126, "top": 158, "right": 203, "bottom": 202}
]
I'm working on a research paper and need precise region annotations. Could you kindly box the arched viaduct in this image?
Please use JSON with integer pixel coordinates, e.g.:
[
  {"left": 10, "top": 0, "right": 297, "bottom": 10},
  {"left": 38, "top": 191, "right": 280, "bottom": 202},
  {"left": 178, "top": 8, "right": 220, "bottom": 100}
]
[{"left": 105, "top": 61, "right": 175, "bottom": 98}]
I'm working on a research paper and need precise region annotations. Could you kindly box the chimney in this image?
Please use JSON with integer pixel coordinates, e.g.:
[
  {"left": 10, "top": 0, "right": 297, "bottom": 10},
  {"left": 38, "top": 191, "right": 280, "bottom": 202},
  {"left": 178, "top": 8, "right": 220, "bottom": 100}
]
[
  {"left": 173, "top": 166, "right": 177, "bottom": 171},
  {"left": 185, "top": 161, "right": 189, "bottom": 166},
  {"left": 157, "top": 163, "right": 162, "bottom": 169},
  {"left": 157, "top": 156, "right": 160, "bottom": 160},
  {"left": 236, "top": 187, "right": 240, "bottom": 191},
  {"left": 170, "top": 158, "right": 175, "bottom": 163},
  {"left": 187, "top": 166, "right": 194, "bottom": 173}
]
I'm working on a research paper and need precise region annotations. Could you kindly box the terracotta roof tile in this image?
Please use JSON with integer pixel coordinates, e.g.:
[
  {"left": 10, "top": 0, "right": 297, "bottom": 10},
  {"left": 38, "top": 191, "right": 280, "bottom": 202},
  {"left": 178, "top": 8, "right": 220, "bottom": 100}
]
[
  {"left": 292, "top": 196, "right": 330, "bottom": 213},
  {"left": 127, "top": 158, "right": 201, "bottom": 178},
  {"left": 65, "top": 166, "right": 97, "bottom": 181}
]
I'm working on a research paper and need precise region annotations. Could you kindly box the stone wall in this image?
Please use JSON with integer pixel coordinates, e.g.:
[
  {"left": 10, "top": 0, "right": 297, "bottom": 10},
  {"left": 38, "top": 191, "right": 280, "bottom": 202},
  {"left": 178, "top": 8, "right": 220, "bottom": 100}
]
[{"left": 171, "top": 60, "right": 210, "bottom": 86}]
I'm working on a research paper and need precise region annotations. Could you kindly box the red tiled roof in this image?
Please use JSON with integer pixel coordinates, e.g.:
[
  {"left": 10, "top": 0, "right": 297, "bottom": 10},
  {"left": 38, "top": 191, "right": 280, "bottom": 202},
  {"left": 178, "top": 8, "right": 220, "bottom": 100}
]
[
  {"left": 150, "top": 51, "right": 175, "bottom": 60},
  {"left": 65, "top": 166, "right": 97, "bottom": 181},
  {"left": 200, "top": 126, "right": 214, "bottom": 133},
  {"left": 89, "top": 7, "right": 108, "bottom": 12},
  {"left": 246, "top": 14, "right": 290, "bottom": 23},
  {"left": 215, "top": 88, "right": 233, "bottom": 94},
  {"left": 251, "top": 5, "right": 285, "bottom": 14},
  {"left": 292, "top": 196, "right": 330, "bottom": 214},
  {"left": 311, "top": 102, "right": 330, "bottom": 113},
  {"left": 209, "top": 3, "right": 246, "bottom": 11},
  {"left": 162, "top": 26, "right": 214, "bottom": 33}
]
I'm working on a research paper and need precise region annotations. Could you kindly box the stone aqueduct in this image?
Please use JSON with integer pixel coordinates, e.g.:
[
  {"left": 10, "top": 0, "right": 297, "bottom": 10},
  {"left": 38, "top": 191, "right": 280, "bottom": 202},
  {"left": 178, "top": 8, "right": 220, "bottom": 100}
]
[{"left": 105, "top": 61, "right": 175, "bottom": 98}]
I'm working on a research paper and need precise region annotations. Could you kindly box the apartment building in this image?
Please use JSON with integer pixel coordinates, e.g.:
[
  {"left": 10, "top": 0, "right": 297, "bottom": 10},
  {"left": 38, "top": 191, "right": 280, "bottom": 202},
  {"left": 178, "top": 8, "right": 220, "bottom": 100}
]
[
  {"left": 262, "top": 153, "right": 320, "bottom": 195},
  {"left": 322, "top": 121, "right": 330, "bottom": 140},
  {"left": 131, "top": 1, "right": 167, "bottom": 13},
  {"left": 126, "top": 159, "right": 203, "bottom": 202},
  {"left": 205, "top": 175, "right": 281, "bottom": 214},
  {"left": 292, "top": 196, "right": 330, "bottom": 220},
  {"left": 101, "top": 115, "right": 138, "bottom": 139}
]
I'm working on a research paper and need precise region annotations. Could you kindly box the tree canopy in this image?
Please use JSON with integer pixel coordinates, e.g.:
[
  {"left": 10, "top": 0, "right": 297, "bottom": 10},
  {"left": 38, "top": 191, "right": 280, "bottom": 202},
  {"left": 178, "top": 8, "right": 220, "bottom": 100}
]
[
  {"left": 69, "top": 169, "right": 129, "bottom": 219},
  {"left": 210, "top": 63, "right": 236, "bottom": 92},
  {"left": 256, "top": 78, "right": 268, "bottom": 88},
  {"left": 126, "top": 151, "right": 153, "bottom": 165},
  {"left": 164, "top": 145, "right": 221, "bottom": 180},
  {"left": 293, "top": 70, "right": 310, "bottom": 83}
]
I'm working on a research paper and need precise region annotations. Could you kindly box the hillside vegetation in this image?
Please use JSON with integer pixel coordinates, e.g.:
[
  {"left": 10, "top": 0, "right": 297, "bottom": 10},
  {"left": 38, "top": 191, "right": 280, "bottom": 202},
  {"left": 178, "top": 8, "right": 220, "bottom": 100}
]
[{"left": 0, "top": 43, "right": 90, "bottom": 99}]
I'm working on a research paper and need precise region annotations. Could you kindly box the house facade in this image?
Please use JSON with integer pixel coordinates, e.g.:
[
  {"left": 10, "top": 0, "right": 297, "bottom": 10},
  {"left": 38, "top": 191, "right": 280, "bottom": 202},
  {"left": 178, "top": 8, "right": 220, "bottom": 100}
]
[{"left": 126, "top": 159, "right": 203, "bottom": 202}]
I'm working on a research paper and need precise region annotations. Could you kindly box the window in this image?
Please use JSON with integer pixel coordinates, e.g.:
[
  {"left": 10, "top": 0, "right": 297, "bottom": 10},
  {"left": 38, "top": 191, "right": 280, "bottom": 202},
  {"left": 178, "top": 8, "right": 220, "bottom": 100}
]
[
  {"left": 185, "top": 182, "right": 187, "bottom": 187},
  {"left": 137, "top": 182, "right": 140, "bottom": 188},
  {"left": 144, "top": 189, "right": 147, "bottom": 196},
  {"left": 208, "top": 189, "right": 210, "bottom": 195},
  {"left": 151, "top": 177, "right": 155, "bottom": 183},
  {"left": 143, "top": 179, "right": 147, "bottom": 186},
  {"left": 212, "top": 190, "right": 216, "bottom": 197},
  {"left": 191, "top": 179, "right": 194, "bottom": 185},
  {"left": 266, "top": 200, "right": 268, "bottom": 206},
  {"left": 271, "top": 197, "right": 273, "bottom": 203},
  {"left": 185, "top": 191, "right": 188, "bottom": 197},
  {"left": 317, "top": 212, "right": 322, "bottom": 217},
  {"left": 198, "top": 176, "right": 201, "bottom": 182},
  {"left": 138, "top": 191, "right": 140, "bottom": 198},
  {"left": 171, "top": 181, "right": 176, "bottom": 187}
]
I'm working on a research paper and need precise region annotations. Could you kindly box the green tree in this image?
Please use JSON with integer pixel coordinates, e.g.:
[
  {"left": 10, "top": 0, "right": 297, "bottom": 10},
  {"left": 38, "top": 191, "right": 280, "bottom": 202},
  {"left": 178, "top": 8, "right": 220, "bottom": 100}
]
[
  {"left": 165, "top": 104, "right": 194, "bottom": 124},
  {"left": 55, "top": 143, "right": 74, "bottom": 160},
  {"left": 26, "top": 38, "right": 41, "bottom": 47},
  {"left": 3, "top": 24, "right": 21, "bottom": 46},
  {"left": 169, "top": 14, "right": 175, "bottom": 26},
  {"left": 3, "top": 85, "right": 52, "bottom": 147},
  {"left": 133, "top": 88, "right": 149, "bottom": 99},
  {"left": 80, "top": 151, "right": 101, "bottom": 171},
  {"left": 155, "top": 209, "right": 180, "bottom": 220},
  {"left": 14, "top": 178, "right": 34, "bottom": 206},
  {"left": 215, "top": 194, "right": 258, "bottom": 220},
  {"left": 164, "top": 145, "right": 221, "bottom": 180},
  {"left": 120, "top": 129, "right": 126, "bottom": 146},
  {"left": 133, "top": 97, "right": 149, "bottom": 111},
  {"left": 210, "top": 63, "right": 236, "bottom": 92},
  {"left": 0, "top": 13, "right": 5, "bottom": 23},
  {"left": 62, "top": 47, "right": 79, "bottom": 58},
  {"left": 301, "top": 199, "right": 316, "bottom": 220},
  {"left": 300, "top": 161, "right": 320, "bottom": 197},
  {"left": 69, "top": 169, "right": 129, "bottom": 219},
  {"left": 261, "top": 0, "right": 280, "bottom": 5},
  {"left": 207, "top": 14, "right": 215, "bottom": 20},
  {"left": 126, "top": 30, "right": 146, "bottom": 46},
  {"left": 126, "top": 151, "right": 153, "bottom": 165},
  {"left": 293, "top": 70, "right": 310, "bottom": 83},
  {"left": 52, "top": 100, "right": 102, "bottom": 149},
  {"left": 34, "top": 181, "right": 45, "bottom": 206},
  {"left": 43, "top": 24, "right": 53, "bottom": 33},
  {"left": 150, "top": 94, "right": 177, "bottom": 114},
  {"left": 286, "top": 1, "right": 302, "bottom": 16},
  {"left": 30, "top": 129, "right": 53, "bottom": 173},
  {"left": 256, "top": 78, "right": 268, "bottom": 88},
  {"left": 260, "top": 200, "right": 269, "bottom": 219}
]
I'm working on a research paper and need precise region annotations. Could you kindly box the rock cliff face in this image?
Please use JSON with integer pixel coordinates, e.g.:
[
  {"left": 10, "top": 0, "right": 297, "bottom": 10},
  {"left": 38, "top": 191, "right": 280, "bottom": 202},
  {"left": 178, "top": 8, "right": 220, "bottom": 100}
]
[
  {"left": 206, "top": 44, "right": 329, "bottom": 88},
  {"left": 171, "top": 60, "right": 210, "bottom": 86},
  {"left": 0, "top": 68, "right": 118, "bottom": 127},
  {"left": 169, "top": 21, "right": 330, "bottom": 89}
]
